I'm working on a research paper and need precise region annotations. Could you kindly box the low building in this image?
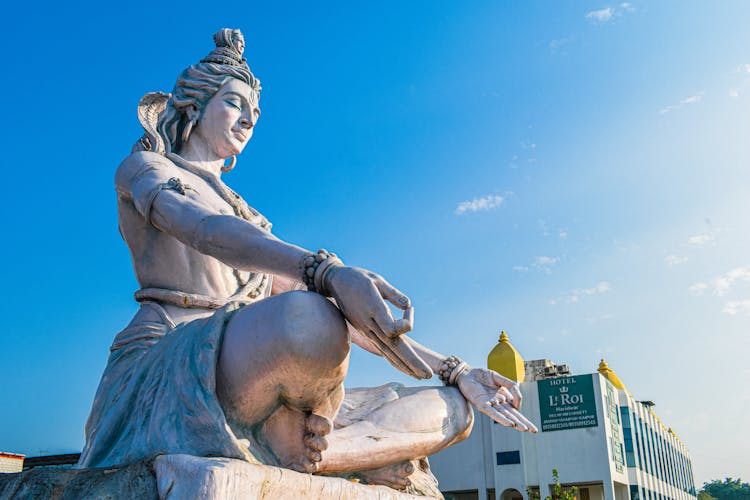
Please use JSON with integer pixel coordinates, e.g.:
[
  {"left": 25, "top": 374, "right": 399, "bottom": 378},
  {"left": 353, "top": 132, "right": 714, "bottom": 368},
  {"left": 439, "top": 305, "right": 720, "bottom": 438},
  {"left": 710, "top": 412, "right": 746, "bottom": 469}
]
[
  {"left": 430, "top": 333, "right": 697, "bottom": 500},
  {"left": 22, "top": 454, "right": 80, "bottom": 470},
  {"left": 0, "top": 452, "right": 24, "bottom": 473}
]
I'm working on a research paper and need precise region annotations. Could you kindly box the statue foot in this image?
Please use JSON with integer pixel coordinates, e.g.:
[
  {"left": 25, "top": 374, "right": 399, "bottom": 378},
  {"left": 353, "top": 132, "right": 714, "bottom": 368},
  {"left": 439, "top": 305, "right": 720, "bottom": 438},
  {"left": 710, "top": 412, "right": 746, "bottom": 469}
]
[
  {"left": 261, "top": 405, "right": 333, "bottom": 473},
  {"left": 355, "top": 460, "right": 416, "bottom": 491}
]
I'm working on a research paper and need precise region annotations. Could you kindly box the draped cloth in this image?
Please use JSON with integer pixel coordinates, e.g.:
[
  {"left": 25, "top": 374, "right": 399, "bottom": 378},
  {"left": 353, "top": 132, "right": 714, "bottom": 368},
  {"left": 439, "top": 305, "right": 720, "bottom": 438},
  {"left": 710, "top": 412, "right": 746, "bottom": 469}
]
[{"left": 77, "top": 302, "right": 259, "bottom": 468}]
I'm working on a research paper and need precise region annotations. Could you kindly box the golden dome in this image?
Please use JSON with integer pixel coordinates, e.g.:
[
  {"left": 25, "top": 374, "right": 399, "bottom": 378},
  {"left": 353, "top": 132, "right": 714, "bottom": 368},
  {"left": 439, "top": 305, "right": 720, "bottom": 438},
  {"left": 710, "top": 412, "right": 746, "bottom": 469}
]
[
  {"left": 597, "top": 358, "right": 630, "bottom": 394},
  {"left": 487, "top": 331, "right": 525, "bottom": 382}
]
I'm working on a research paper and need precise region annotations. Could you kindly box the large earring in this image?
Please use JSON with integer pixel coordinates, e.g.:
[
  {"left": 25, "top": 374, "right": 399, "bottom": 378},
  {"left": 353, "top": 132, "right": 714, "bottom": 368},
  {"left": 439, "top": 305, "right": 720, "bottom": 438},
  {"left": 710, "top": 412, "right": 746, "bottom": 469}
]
[
  {"left": 182, "top": 106, "right": 200, "bottom": 144},
  {"left": 181, "top": 117, "right": 197, "bottom": 144},
  {"left": 221, "top": 156, "right": 237, "bottom": 173}
]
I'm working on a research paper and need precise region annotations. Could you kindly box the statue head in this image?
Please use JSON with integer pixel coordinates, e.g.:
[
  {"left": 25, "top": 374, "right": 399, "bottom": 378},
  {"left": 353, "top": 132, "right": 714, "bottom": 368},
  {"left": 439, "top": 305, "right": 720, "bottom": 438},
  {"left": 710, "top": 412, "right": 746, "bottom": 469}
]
[{"left": 154, "top": 28, "right": 262, "bottom": 156}]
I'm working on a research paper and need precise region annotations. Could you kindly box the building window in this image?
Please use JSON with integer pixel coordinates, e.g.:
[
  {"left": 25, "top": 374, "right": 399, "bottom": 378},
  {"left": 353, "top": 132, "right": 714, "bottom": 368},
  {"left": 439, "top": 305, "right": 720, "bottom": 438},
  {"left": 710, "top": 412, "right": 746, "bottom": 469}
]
[
  {"left": 496, "top": 451, "right": 521, "bottom": 465},
  {"left": 630, "top": 485, "right": 640, "bottom": 500},
  {"left": 444, "top": 491, "right": 480, "bottom": 500},
  {"left": 623, "top": 427, "right": 636, "bottom": 467}
]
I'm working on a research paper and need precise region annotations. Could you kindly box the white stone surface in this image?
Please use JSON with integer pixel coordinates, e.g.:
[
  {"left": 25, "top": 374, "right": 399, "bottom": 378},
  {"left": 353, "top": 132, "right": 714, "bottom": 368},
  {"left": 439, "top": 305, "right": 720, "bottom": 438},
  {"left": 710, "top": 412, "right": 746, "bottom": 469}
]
[
  {"left": 0, "top": 454, "right": 438, "bottom": 499},
  {"left": 154, "top": 454, "right": 432, "bottom": 499}
]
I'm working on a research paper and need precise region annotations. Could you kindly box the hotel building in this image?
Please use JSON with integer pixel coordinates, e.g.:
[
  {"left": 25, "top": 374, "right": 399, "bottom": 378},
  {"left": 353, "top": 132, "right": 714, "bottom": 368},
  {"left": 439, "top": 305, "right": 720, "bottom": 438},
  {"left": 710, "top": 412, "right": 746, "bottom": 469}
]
[{"left": 430, "top": 333, "right": 697, "bottom": 500}]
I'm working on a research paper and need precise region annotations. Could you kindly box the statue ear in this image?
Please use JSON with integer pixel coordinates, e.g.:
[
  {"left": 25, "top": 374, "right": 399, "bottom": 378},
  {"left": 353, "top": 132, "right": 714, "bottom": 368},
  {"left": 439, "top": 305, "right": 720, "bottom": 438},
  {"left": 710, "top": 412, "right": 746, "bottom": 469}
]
[{"left": 182, "top": 105, "right": 200, "bottom": 144}]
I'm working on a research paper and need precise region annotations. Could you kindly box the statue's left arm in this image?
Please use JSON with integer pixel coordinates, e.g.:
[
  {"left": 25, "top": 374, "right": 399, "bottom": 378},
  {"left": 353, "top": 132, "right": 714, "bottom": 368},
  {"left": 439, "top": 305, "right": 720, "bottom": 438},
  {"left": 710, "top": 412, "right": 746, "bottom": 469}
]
[{"left": 347, "top": 323, "right": 538, "bottom": 433}]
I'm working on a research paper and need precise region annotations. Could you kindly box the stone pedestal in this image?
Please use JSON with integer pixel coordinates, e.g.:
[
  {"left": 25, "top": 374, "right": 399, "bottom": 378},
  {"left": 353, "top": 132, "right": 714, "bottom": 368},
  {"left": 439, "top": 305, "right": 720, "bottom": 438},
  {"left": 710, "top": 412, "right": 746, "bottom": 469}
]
[{"left": 0, "top": 454, "right": 438, "bottom": 499}]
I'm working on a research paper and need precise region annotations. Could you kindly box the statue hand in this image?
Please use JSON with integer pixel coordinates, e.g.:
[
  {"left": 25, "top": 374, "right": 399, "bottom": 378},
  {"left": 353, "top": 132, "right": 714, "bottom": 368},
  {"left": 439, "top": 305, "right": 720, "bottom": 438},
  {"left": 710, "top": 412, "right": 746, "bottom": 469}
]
[
  {"left": 456, "top": 367, "right": 538, "bottom": 432},
  {"left": 327, "top": 266, "right": 432, "bottom": 379}
]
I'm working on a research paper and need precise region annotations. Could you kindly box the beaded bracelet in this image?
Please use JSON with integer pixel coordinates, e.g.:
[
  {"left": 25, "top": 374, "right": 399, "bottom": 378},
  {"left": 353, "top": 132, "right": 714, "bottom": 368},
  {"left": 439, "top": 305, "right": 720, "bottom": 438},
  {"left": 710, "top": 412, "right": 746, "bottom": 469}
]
[
  {"left": 301, "top": 249, "right": 342, "bottom": 296},
  {"left": 437, "top": 355, "right": 470, "bottom": 385}
]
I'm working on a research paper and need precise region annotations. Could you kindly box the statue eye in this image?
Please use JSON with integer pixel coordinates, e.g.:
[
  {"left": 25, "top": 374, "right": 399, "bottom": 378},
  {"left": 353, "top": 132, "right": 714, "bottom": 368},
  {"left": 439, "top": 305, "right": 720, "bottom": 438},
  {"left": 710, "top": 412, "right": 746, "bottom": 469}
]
[{"left": 224, "top": 99, "right": 242, "bottom": 111}]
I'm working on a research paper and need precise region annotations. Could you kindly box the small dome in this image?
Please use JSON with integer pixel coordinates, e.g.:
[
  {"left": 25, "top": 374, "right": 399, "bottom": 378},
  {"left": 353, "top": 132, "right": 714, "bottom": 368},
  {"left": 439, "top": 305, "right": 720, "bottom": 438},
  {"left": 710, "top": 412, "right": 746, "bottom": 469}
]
[
  {"left": 597, "top": 359, "right": 630, "bottom": 394},
  {"left": 487, "top": 331, "right": 525, "bottom": 382}
]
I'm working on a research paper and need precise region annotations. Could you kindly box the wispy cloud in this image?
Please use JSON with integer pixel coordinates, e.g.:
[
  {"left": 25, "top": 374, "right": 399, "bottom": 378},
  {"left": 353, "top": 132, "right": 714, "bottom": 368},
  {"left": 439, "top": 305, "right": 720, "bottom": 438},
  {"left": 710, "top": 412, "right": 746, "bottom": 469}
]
[
  {"left": 659, "top": 93, "right": 704, "bottom": 114},
  {"left": 688, "top": 282, "right": 709, "bottom": 296},
  {"left": 689, "top": 266, "right": 750, "bottom": 296},
  {"left": 709, "top": 267, "right": 750, "bottom": 296},
  {"left": 586, "top": 7, "right": 614, "bottom": 23},
  {"left": 664, "top": 254, "right": 688, "bottom": 267},
  {"left": 509, "top": 140, "right": 538, "bottom": 168},
  {"left": 551, "top": 281, "right": 611, "bottom": 305},
  {"left": 534, "top": 256, "right": 559, "bottom": 273},
  {"left": 687, "top": 231, "right": 715, "bottom": 246},
  {"left": 455, "top": 194, "right": 504, "bottom": 215},
  {"left": 729, "top": 63, "right": 750, "bottom": 98},
  {"left": 585, "top": 3, "right": 635, "bottom": 24},
  {"left": 559, "top": 229, "right": 568, "bottom": 240},
  {"left": 514, "top": 256, "right": 559, "bottom": 274},
  {"left": 722, "top": 300, "right": 750, "bottom": 317},
  {"left": 584, "top": 313, "right": 614, "bottom": 324},
  {"left": 537, "top": 219, "right": 550, "bottom": 237},
  {"left": 549, "top": 37, "right": 573, "bottom": 52},
  {"left": 615, "top": 242, "right": 641, "bottom": 254}
]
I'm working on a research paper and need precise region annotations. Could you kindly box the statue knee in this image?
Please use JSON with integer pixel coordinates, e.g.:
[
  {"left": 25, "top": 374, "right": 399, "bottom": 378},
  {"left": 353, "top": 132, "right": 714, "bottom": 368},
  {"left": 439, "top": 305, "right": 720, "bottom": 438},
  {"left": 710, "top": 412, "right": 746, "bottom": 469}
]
[{"left": 278, "top": 291, "right": 350, "bottom": 368}]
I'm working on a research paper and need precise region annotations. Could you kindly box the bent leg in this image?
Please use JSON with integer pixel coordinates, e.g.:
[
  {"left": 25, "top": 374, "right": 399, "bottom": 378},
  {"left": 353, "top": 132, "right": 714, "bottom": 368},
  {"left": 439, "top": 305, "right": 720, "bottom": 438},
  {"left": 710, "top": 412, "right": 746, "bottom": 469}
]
[
  {"left": 319, "top": 385, "right": 473, "bottom": 474},
  {"left": 216, "top": 291, "right": 350, "bottom": 471}
]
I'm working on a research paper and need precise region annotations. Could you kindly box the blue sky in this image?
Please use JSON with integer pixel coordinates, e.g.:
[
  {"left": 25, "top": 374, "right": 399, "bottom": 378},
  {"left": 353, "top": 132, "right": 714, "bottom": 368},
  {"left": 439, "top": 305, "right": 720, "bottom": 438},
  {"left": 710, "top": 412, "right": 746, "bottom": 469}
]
[{"left": 1, "top": 0, "right": 748, "bottom": 485}]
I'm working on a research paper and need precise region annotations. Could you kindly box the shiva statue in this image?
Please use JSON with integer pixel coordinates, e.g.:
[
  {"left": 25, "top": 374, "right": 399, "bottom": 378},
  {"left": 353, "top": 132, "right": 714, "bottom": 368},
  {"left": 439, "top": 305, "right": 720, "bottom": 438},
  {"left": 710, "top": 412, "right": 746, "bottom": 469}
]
[{"left": 77, "top": 28, "right": 536, "bottom": 493}]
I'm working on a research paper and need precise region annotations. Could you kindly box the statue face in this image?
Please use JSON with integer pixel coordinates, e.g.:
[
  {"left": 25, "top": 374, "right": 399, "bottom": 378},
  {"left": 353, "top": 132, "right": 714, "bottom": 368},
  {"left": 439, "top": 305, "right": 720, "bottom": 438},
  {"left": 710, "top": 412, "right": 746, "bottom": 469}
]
[{"left": 192, "top": 78, "right": 260, "bottom": 159}]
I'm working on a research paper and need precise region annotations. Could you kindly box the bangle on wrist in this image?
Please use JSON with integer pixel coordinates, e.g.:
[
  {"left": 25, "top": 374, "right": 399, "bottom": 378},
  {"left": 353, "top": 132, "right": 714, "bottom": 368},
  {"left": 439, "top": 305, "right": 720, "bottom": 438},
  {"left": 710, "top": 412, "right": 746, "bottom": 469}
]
[
  {"left": 316, "top": 258, "right": 342, "bottom": 296},
  {"left": 301, "top": 249, "right": 343, "bottom": 296},
  {"left": 438, "top": 355, "right": 469, "bottom": 385}
]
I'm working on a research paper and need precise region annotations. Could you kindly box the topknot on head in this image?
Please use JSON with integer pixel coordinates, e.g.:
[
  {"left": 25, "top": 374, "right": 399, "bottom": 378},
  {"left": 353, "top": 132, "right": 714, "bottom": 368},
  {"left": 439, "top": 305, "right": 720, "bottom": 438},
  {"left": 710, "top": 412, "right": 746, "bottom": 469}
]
[{"left": 200, "top": 28, "right": 247, "bottom": 67}]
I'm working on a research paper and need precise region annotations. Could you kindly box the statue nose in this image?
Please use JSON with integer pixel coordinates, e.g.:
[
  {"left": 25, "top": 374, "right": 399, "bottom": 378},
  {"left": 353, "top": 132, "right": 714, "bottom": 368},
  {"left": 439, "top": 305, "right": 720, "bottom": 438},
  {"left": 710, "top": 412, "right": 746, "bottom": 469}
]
[{"left": 239, "top": 118, "right": 253, "bottom": 129}]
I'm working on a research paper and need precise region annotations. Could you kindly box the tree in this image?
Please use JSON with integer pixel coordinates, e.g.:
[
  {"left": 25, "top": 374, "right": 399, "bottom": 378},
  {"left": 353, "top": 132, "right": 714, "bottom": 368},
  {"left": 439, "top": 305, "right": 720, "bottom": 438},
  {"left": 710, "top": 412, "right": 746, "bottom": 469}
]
[
  {"left": 528, "top": 469, "right": 579, "bottom": 500},
  {"left": 701, "top": 478, "right": 750, "bottom": 500},
  {"left": 698, "top": 492, "right": 718, "bottom": 500}
]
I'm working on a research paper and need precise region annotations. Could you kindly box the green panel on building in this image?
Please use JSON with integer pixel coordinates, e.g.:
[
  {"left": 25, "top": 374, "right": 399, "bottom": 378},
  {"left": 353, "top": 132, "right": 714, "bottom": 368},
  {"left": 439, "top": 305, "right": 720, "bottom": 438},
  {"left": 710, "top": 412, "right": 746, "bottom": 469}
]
[{"left": 537, "top": 374, "right": 598, "bottom": 432}]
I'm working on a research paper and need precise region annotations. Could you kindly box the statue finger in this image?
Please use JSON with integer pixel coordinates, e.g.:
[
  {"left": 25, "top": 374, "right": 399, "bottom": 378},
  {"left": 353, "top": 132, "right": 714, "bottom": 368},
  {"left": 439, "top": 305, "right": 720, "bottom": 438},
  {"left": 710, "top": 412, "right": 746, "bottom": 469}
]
[
  {"left": 371, "top": 304, "right": 413, "bottom": 339},
  {"left": 509, "top": 385, "right": 523, "bottom": 409},
  {"left": 370, "top": 303, "right": 398, "bottom": 338},
  {"left": 367, "top": 322, "right": 431, "bottom": 379},
  {"left": 498, "top": 406, "right": 529, "bottom": 431},
  {"left": 491, "top": 370, "right": 516, "bottom": 388},
  {"left": 496, "top": 387, "right": 516, "bottom": 406},
  {"left": 493, "top": 372, "right": 523, "bottom": 407},
  {"left": 365, "top": 329, "right": 420, "bottom": 378},
  {"left": 484, "top": 406, "right": 516, "bottom": 427},
  {"left": 368, "top": 327, "right": 430, "bottom": 378},
  {"left": 495, "top": 393, "right": 508, "bottom": 405},
  {"left": 393, "top": 307, "right": 414, "bottom": 336},
  {"left": 503, "top": 404, "right": 538, "bottom": 433},
  {"left": 370, "top": 304, "right": 411, "bottom": 339},
  {"left": 375, "top": 279, "right": 411, "bottom": 310}
]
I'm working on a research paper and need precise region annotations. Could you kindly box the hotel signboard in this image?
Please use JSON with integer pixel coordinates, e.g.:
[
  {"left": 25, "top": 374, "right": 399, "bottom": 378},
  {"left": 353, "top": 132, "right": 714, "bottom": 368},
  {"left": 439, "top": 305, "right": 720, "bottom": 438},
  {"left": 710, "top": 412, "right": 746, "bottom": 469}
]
[{"left": 537, "top": 374, "right": 598, "bottom": 432}]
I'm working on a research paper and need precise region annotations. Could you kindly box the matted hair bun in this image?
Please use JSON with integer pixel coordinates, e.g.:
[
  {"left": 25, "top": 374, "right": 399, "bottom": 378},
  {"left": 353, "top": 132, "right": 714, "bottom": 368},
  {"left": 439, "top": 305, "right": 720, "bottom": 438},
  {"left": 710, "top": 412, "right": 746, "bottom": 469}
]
[{"left": 200, "top": 28, "right": 247, "bottom": 67}]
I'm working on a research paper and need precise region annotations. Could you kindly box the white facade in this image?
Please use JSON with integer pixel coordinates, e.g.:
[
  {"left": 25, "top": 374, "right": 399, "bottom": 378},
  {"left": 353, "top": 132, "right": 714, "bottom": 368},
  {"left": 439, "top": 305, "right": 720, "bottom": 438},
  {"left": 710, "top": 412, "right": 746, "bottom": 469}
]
[
  {"left": 430, "top": 369, "right": 696, "bottom": 500},
  {"left": 0, "top": 452, "right": 24, "bottom": 474}
]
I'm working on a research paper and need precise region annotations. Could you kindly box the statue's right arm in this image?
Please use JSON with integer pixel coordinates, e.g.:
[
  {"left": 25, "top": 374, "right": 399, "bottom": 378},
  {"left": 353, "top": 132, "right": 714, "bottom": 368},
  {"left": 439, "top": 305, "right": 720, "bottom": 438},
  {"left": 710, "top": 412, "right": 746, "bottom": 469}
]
[
  {"left": 116, "top": 152, "right": 432, "bottom": 379},
  {"left": 116, "top": 152, "right": 310, "bottom": 279}
]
